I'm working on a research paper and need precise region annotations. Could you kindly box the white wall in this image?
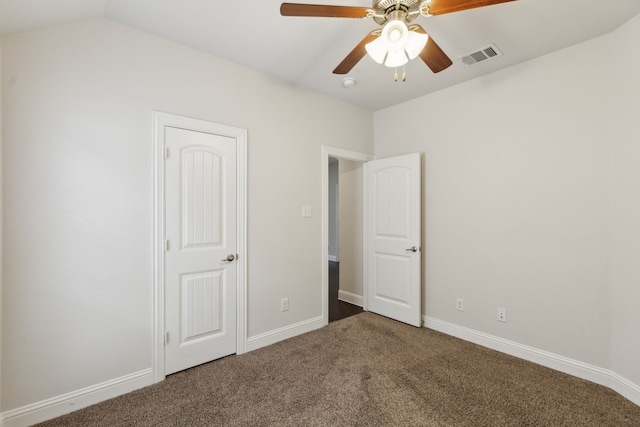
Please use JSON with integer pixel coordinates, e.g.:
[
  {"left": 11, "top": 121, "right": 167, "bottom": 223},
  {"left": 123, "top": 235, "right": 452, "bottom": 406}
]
[
  {"left": 374, "top": 14, "right": 640, "bottom": 388},
  {"left": 338, "top": 159, "right": 363, "bottom": 299},
  {"left": 0, "top": 41, "right": 3, "bottom": 412},
  {"left": 0, "top": 18, "right": 373, "bottom": 413},
  {"left": 608, "top": 12, "right": 640, "bottom": 389}
]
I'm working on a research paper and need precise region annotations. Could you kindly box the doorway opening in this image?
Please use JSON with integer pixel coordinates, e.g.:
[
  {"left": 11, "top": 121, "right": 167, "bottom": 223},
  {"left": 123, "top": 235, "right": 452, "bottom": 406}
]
[
  {"left": 322, "top": 146, "right": 374, "bottom": 325},
  {"left": 328, "top": 157, "right": 364, "bottom": 322}
]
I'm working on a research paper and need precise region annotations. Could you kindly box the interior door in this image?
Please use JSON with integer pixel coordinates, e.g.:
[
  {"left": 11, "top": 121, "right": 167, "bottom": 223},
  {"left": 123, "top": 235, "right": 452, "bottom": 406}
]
[
  {"left": 164, "top": 126, "right": 237, "bottom": 375},
  {"left": 365, "top": 153, "right": 422, "bottom": 327}
]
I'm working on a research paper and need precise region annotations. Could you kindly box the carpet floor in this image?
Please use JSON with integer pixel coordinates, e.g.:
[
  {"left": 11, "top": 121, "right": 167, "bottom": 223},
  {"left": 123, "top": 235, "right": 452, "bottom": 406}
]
[{"left": 38, "top": 312, "right": 640, "bottom": 426}]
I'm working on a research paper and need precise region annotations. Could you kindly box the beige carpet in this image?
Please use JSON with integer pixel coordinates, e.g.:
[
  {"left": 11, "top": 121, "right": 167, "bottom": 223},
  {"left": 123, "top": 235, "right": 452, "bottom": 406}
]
[{"left": 38, "top": 313, "right": 640, "bottom": 426}]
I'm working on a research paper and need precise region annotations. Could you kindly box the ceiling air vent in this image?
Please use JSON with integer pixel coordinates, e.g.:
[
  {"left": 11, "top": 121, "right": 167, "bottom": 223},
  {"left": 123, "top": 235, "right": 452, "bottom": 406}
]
[{"left": 460, "top": 44, "right": 502, "bottom": 66}]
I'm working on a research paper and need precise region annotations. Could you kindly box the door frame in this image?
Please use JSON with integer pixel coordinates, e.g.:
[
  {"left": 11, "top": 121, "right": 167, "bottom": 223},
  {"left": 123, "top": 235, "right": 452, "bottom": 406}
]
[
  {"left": 321, "top": 145, "right": 374, "bottom": 324},
  {"left": 153, "top": 111, "right": 247, "bottom": 383}
]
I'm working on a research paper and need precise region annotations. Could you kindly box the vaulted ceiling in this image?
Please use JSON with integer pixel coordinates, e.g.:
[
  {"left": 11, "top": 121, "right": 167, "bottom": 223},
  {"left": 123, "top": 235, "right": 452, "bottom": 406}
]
[{"left": 2, "top": 0, "right": 640, "bottom": 111}]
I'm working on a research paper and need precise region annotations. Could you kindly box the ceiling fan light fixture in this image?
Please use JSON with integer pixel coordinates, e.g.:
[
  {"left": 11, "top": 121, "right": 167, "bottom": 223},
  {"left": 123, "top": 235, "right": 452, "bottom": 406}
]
[{"left": 365, "top": 18, "right": 428, "bottom": 69}]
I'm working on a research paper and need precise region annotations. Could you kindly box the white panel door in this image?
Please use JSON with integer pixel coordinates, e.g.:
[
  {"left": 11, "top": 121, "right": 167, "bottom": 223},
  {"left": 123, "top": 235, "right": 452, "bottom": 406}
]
[
  {"left": 365, "top": 153, "right": 421, "bottom": 327},
  {"left": 165, "top": 126, "right": 237, "bottom": 375}
]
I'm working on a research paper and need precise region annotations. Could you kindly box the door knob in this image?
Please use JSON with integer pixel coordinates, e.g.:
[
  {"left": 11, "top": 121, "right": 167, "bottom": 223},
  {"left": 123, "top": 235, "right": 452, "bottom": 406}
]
[
  {"left": 406, "top": 246, "right": 419, "bottom": 253},
  {"left": 222, "top": 254, "right": 235, "bottom": 262}
]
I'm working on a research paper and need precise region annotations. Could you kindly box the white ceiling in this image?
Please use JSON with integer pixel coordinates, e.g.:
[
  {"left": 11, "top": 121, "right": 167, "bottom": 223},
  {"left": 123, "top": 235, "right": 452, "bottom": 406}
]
[{"left": 2, "top": 0, "right": 640, "bottom": 111}]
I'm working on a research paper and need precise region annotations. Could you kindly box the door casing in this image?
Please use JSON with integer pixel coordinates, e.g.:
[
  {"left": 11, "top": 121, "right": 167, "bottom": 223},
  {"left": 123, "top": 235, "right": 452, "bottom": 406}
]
[{"left": 153, "top": 111, "right": 247, "bottom": 383}]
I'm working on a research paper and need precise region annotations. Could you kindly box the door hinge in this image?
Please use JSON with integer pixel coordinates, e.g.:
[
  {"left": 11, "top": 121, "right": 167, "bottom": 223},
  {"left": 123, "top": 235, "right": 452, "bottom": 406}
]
[
  {"left": 165, "top": 147, "right": 169, "bottom": 159},
  {"left": 165, "top": 240, "right": 169, "bottom": 252},
  {"left": 165, "top": 332, "right": 170, "bottom": 345}
]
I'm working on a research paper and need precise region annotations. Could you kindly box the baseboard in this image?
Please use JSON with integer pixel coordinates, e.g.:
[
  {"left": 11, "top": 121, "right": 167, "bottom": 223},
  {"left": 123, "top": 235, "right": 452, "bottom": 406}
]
[
  {"left": 6, "top": 320, "right": 636, "bottom": 427},
  {"left": 328, "top": 255, "right": 338, "bottom": 262},
  {"left": 338, "top": 290, "right": 363, "bottom": 307},
  {"left": 246, "top": 316, "right": 325, "bottom": 352},
  {"left": 423, "top": 316, "right": 640, "bottom": 406},
  {"left": 0, "top": 369, "right": 153, "bottom": 427}
]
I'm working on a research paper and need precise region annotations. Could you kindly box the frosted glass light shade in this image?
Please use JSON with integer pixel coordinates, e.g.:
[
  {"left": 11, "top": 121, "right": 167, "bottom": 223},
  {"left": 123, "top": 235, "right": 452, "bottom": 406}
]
[
  {"left": 365, "top": 36, "right": 387, "bottom": 64},
  {"left": 385, "top": 49, "right": 408, "bottom": 67},
  {"left": 405, "top": 31, "right": 429, "bottom": 59}
]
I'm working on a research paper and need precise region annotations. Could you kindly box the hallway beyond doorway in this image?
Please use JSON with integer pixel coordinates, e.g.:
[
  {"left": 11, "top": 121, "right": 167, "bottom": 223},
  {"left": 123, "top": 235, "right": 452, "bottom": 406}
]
[{"left": 328, "top": 261, "right": 363, "bottom": 322}]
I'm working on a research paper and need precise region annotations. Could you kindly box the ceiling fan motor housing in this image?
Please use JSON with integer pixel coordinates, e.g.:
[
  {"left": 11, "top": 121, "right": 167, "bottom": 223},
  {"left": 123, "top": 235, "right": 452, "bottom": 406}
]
[{"left": 372, "top": 0, "right": 422, "bottom": 25}]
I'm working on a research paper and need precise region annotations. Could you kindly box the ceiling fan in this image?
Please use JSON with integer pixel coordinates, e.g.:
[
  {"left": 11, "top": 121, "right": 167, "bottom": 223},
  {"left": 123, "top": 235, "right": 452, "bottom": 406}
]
[{"left": 280, "top": 0, "right": 516, "bottom": 80}]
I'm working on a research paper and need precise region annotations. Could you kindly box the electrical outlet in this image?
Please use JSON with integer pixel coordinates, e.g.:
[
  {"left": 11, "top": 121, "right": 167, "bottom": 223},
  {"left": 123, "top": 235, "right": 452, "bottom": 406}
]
[
  {"left": 497, "top": 307, "right": 507, "bottom": 322},
  {"left": 456, "top": 298, "right": 464, "bottom": 312},
  {"left": 281, "top": 298, "right": 289, "bottom": 312}
]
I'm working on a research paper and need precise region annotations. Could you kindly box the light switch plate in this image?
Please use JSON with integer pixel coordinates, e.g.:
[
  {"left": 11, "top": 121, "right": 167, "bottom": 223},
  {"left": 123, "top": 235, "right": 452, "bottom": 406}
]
[{"left": 302, "top": 205, "right": 312, "bottom": 218}]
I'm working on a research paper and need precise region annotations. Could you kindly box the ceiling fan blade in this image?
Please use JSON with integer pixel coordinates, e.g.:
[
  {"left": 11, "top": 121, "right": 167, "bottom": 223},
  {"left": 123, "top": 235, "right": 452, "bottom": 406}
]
[
  {"left": 426, "top": 0, "right": 516, "bottom": 16},
  {"left": 333, "top": 30, "right": 380, "bottom": 74},
  {"left": 411, "top": 25, "right": 452, "bottom": 73},
  {"left": 280, "top": 3, "right": 371, "bottom": 18}
]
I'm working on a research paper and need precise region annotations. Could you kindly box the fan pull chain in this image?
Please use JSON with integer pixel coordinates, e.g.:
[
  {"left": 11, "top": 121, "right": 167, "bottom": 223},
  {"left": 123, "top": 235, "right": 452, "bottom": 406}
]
[{"left": 393, "top": 66, "right": 408, "bottom": 83}]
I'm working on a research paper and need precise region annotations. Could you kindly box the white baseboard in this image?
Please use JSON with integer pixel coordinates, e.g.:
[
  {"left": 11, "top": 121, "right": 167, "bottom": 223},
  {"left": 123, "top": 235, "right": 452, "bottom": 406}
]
[
  {"left": 246, "top": 316, "right": 325, "bottom": 352},
  {"left": 7, "top": 318, "right": 636, "bottom": 427},
  {"left": 424, "top": 316, "right": 640, "bottom": 406},
  {"left": 328, "top": 255, "right": 338, "bottom": 262},
  {"left": 0, "top": 369, "right": 153, "bottom": 427},
  {"left": 338, "top": 290, "right": 363, "bottom": 307}
]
